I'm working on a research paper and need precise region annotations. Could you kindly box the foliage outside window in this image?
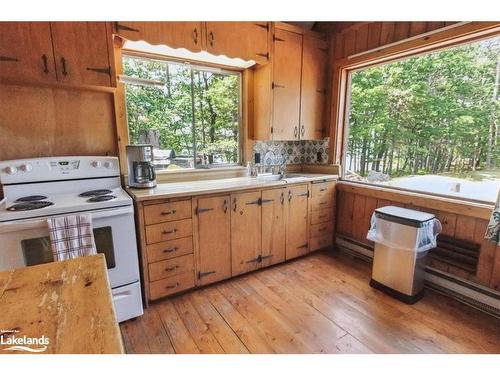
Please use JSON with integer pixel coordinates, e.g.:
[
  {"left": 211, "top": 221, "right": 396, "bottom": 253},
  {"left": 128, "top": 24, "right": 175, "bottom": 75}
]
[
  {"left": 345, "top": 35, "right": 500, "bottom": 203},
  {"left": 123, "top": 55, "right": 241, "bottom": 170}
]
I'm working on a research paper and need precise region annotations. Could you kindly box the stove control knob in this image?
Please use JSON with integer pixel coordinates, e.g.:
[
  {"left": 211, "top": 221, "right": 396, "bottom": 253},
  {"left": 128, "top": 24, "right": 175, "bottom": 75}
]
[
  {"left": 91, "top": 161, "right": 102, "bottom": 168},
  {"left": 103, "top": 161, "right": 113, "bottom": 169},
  {"left": 20, "top": 163, "right": 33, "bottom": 172},
  {"left": 4, "top": 166, "right": 17, "bottom": 175}
]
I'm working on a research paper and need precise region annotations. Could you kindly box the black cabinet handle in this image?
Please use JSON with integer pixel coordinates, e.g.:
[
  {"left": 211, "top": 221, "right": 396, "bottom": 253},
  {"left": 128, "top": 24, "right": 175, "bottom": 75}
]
[
  {"left": 272, "top": 82, "right": 285, "bottom": 89},
  {"left": 209, "top": 31, "right": 215, "bottom": 47},
  {"left": 192, "top": 28, "right": 198, "bottom": 44},
  {"left": 233, "top": 197, "right": 237, "bottom": 212},
  {"left": 115, "top": 22, "right": 139, "bottom": 33},
  {"left": 198, "top": 270, "right": 216, "bottom": 279},
  {"left": 42, "top": 54, "right": 49, "bottom": 73},
  {"left": 87, "top": 66, "right": 111, "bottom": 75},
  {"left": 223, "top": 199, "right": 228, "bottom": 214},
  {"left": 246, "top": 199, "right": 260, "bottom": 206},
  {"left": 162, "top": 229, "right": 177, "bottom": 235},
  {"left": 161, "top": 209, "right": 176, "bottom": 216},
  {"left": 196, "top": 207, "right": 213, "bottom": 215},
  {"left": 165, "top": 282, "right": 180, "bottom": 289},
  {"left": 0, "top": 55, "right": 19, "bottom": 62},
  {"left": 163, "top": 247, "right": 178, "bottom": 253},
  {"left": 294, "top": 126, "right": 298, "bottom": 138},
  {"left": 280, "top": 192, "right": 285, "bottom": 205},
  {"left": 61, "top": 57, "right": 68, "bottom": 76}
]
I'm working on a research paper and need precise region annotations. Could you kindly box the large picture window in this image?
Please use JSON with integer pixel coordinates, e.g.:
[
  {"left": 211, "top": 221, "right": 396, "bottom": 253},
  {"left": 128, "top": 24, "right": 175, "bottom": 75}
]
[
  {"left": 344, "top": 35, "right": 500, "bottom": 203},
  {"left": 123, "top": 54, "right": 241, "bottom": 170}
]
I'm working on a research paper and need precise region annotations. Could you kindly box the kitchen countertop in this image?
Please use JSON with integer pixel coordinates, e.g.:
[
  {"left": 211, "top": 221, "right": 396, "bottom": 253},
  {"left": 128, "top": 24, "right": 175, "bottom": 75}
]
[
  {"left": 127, "top": 173, "right": 339, "bottom": 201},
  {"left": 0, "top": 254, "right": 124, "bottom": 354}
]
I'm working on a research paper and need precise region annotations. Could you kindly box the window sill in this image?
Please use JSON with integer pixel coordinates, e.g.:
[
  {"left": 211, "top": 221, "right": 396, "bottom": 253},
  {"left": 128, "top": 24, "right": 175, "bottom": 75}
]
[{"left": 337, "top": 180, "right": 495, "bottom": 220}]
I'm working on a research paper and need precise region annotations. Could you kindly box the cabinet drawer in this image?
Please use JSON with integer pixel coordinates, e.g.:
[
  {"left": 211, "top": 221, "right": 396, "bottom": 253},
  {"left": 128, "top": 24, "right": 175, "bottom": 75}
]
[
  {"left": 149, "top": 254, "right": 194, "bottom": 282},
  {"left": 146, "top": 237, "right": 193, "bottom": 263},
  {"left": 144, "top": 200, "right": 192, "bottom": 225},
  {"left": 145, "top": 218, "right": 193, "bottom": 244},
  {"left": 310, "top": 221, "right": 334, "bottom": 238},
  {"left": 310, "top": 208, "right": 333, "bottom": 225},
  {"left": 149, "top": 272, "right": 195, "bottom": 300},
  {"left": 311, "top": 181, "right": 335, "bottom": 197},
  {"left": 311, "top": 182, "right": 335, "bottom": 210},
  {"left": 310, "top": 234, "right": 333, "bottom": 251}
]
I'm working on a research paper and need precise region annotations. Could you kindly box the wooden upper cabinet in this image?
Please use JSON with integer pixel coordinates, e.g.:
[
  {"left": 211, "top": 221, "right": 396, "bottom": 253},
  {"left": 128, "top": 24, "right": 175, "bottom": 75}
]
[
  {"left": 286, "top": 184, "right": 309, "bottom": 260},
  {"left": 114, "top": 22, "right": 203, "bottom": 52},
  {"left": 195, "top": 195, "right": 231, "bottom": 286},
  {"left": 272, "top": 28, "right": 303, "bottom": 141},
  {"left": 0, "top": 22, "right": 55, "bottom": 83},
  {"left": 230, "top": 191, "right": 262, "bottom": 276},
  {"left": 205, "top": 22, "right": 270, "bottom": 64},
  {"left": 300, "top": 35, "right": 329, "bottom": 140},
  {"left": 50, "top": 22, "right": 112, "bottom": 87},
  {"left": 261, "top": 188, "right": 286, "bottom": 267}
]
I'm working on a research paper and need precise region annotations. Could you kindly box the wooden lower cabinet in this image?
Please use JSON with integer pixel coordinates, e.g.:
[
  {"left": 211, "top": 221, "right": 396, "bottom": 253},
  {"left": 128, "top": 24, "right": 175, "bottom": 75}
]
[
  {"left": 286, "top": 184, "right": 310, "bottom": 260},
  {"left": 195, "top": 195, "right": 231, "bottom": 286},
  {"left": 231, "top": 191, "right": 262, "bottom": 276},
  {"left": 309, "top": 180, "right": 336, "bottom": 252},
  {"left": 136, "top": 181, "right": 336, "bottom": 302},
  {"left": 261, "top": 188, "right": 286, "bottom": 267}
]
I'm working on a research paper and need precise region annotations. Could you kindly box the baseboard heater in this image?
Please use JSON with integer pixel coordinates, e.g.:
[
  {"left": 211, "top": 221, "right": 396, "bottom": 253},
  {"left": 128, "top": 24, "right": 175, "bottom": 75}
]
[{"left": 335, "top": 236, "right": 500, "bottom": 318}]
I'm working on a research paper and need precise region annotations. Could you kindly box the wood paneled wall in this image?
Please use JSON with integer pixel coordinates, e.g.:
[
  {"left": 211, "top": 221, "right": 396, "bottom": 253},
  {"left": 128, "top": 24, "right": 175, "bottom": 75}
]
[
  {"left": 336, "top": 182, "right": 500, "bottom": 292},
  {"left": 330, "top": 21, "right": 457, "bottom": 61},
  {"left": 0, "top": 84, "right": 117, "bottom": 161}
]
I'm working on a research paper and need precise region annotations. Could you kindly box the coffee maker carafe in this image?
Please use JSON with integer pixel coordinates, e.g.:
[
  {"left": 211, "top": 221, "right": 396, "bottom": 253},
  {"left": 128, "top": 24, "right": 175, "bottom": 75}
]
[{"left": 126, "top": 144, "right": 157, "bottom": 188}]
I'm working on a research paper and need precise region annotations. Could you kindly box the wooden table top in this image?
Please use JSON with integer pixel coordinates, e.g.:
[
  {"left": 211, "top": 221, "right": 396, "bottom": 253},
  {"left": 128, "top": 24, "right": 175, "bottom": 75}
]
[{"left": 0, "top": 254, "right": 124, "bottom": 354}]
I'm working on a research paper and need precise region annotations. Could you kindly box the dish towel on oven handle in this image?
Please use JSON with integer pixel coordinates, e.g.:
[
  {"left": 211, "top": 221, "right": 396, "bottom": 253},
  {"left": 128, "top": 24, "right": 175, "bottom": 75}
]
[{"left": 48, "top": 214, "right": 97, "bottom": 261}]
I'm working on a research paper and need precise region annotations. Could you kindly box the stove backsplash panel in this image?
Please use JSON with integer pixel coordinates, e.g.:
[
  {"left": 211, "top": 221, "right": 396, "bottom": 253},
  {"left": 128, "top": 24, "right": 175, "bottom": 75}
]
[{"left": 252, "top": 140, "right": 329, "bottom": 165}]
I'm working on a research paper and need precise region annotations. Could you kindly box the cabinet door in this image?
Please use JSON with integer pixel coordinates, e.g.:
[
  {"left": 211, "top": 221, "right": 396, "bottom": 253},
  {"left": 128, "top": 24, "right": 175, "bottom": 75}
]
[
  {"left": 51, "top": 22, "right": 111, "bottom": 87},
  {"left": 205, "top": 22, "right": 270, "bottom": 64},
  {"left": 286, "top": 184, "right": 309, "bottom": 260},
  {"left": 231, "top": 191, "right": 262, "bottom": 276},
  {"left": 272, "top": 28, "right": 303, "bottom": 140},
  {"left": 0, "top": 22, "right": 55, "bottom": 83},
  {"left": 195, "top": 195, "right": 231, "bottom": 285},
  {"left": 114, "top": 22, "right": 203, "bottom": 52},
  {"left": 261, "top": 188, "right": 286, "bottom": 267},
  {"left": 300, "top": 35, "right": 328, "bottom": 140}
]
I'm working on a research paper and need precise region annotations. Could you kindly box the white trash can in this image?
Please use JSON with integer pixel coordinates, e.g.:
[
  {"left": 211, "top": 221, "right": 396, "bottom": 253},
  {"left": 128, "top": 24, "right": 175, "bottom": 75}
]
[{"left": 367, "top": 206, "right": 441, "bottom": 304}]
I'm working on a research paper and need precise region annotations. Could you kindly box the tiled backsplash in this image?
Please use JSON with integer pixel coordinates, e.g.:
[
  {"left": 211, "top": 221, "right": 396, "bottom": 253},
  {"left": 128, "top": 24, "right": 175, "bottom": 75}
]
[{"left": 253, "top": 140, "right": 329, "bottom": 165}]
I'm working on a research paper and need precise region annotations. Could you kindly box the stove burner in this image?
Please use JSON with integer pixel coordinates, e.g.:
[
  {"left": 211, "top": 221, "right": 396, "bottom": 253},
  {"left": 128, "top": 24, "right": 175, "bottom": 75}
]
[
  {"left": 87, "top": 195, "right": 116, "bottom": 202},
  {"left": 7, "top": 201, "right": 54, "bottom": 211},
  {"left": 15, "top": 195, "right": 48, "bottom": 202},
  {"left": 79, "top": 189, "right": 113, "bottom": 197}
]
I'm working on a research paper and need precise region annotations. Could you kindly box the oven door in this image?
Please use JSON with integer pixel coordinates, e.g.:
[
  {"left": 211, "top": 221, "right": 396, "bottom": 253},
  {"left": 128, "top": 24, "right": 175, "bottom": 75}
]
[{"left": 0, "top": 206, "right": 140, "bottom": 288}]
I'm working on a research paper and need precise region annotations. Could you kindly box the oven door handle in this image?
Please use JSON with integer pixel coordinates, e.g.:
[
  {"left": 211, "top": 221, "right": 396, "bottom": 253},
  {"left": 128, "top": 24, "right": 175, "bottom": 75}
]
[{"left": 0, "top": 206, "right": 133, "bottom": 234}]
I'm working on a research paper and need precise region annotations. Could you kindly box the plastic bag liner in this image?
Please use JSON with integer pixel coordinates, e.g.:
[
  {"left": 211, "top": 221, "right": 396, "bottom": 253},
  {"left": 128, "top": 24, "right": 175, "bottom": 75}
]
[{"left": 367, "top": 212, "right": 442, "bottom": 252}]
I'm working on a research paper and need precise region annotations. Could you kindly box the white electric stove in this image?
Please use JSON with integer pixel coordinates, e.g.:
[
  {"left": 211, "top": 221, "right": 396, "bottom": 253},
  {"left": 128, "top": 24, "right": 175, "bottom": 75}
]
[{"left": 0, "top": 156, "right": 143, "bottom": 322}]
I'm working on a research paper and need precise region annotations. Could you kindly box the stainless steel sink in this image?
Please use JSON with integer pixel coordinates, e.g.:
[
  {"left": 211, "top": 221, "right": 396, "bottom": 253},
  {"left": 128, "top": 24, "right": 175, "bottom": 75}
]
[
  {"left": 255, "top": 173, "right": 308, "bottom": 183},
  {"left": 256, "top": 174, "right": 283, "bottom": 182}
]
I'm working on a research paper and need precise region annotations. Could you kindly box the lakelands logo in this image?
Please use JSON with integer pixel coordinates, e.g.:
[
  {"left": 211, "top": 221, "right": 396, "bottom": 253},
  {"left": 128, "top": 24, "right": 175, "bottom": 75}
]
[{"left": 0, "top": 329, "right": 49, "bottom": 353}]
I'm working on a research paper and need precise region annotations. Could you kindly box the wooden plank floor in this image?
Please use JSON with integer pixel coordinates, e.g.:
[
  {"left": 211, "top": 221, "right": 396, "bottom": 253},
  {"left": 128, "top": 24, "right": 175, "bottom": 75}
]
[{"left": 120, "top": 251, "right": 500, "bottom": 354}]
